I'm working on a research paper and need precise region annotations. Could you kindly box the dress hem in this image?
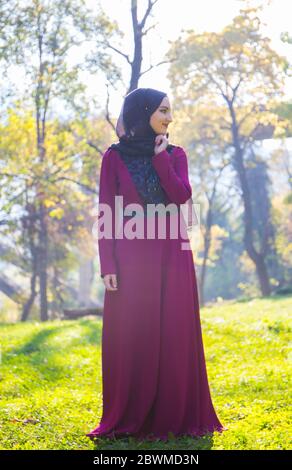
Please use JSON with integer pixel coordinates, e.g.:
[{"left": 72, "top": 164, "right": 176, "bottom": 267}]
[{"left": 85, "top": 424, "right": 228, "bottom": 442}]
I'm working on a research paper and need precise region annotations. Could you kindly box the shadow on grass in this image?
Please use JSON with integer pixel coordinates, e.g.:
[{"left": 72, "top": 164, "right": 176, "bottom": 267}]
[
  {"left": 10, "top": 321, "right": 101, "bottom": 353},
  {"left": 5, "top": 319, "right": 103, "bottom": 383},
  {"left": 87, "top": 431, "right": 219, "bottom": 450}
]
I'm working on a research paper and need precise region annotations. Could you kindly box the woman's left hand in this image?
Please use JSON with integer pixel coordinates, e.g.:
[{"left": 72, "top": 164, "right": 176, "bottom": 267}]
[{"left": 154, "top": 134, "right": 168, "bottom": 155}]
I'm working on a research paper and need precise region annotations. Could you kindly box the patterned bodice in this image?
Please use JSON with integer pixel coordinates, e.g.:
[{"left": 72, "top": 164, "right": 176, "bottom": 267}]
[{"left": 117, "top": 145, "right": 175, "bottom": 212}]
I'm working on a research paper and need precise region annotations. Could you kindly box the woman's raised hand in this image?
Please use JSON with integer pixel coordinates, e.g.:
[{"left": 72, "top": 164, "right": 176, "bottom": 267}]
[{"left": 154, "top": 134, "right": 168, "bottom": 155}]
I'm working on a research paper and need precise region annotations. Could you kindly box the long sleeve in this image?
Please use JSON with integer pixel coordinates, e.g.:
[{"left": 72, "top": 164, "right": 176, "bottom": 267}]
[
  {"left": 98, "top": 149, "right": 118, "bottom": 278},
  {"left": 152, "top": 146, "right": 192, "bottom": 204}
]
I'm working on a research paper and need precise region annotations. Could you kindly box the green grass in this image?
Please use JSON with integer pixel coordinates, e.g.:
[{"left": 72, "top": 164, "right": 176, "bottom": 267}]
[{"left": 0, "top": 295, "right": 291, "bottom": 450}]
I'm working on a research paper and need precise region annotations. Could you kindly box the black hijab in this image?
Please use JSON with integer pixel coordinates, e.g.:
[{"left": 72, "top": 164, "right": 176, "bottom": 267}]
[{"left": 108, "top": 88, "right": 175, "bottom": 210}]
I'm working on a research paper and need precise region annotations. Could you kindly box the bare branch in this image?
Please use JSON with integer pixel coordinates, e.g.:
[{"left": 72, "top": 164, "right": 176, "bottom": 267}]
[
  {"left": 0, "top": 172, "right": 28, "bottom": 180},
  {"left": 206, "top": 70, "right": 229, "bottom": 102},
  {"left": 140, "top": 0, "right": 159, "bottom": 30},
  {"left": 141, "top": 22, "right": 157, "bottom": 37},
  {"left": 51, "top": 176, "right": 98, "bottom": 194},
  {"left": 231, "top": 77, "right": 243, "bottom": 105},
  {"left": 104, "top": 83, "right": 116, "bottom": 131},
  {"left": 86, "top": 141, "right": 104, "bottom": 156},
  {"left": 103, "top": 41, "right": 132, "bottom": 65},
  {"left": 140, "top": 59, "right": 172, "bottom": 77}
]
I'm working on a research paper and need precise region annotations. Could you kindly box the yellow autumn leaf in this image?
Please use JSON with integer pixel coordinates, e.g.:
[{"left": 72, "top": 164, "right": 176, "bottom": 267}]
[{"left": 49, "top": 208, "right": 64, "bottom": 219}]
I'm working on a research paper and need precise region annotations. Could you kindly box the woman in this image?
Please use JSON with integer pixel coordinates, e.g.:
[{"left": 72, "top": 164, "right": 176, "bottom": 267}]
[{"left": 86, "top": 87, "right": 227, "bottom": 442}]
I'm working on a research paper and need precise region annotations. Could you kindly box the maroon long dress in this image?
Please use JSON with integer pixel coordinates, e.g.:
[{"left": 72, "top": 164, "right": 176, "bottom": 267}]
[{"left": 86, "top": 145, "right": 227, "bottom": 441}]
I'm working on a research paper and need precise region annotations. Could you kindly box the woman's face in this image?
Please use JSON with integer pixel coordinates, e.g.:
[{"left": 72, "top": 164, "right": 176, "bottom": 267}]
[{"left": 150, "top": 96, "right": 173, "bottom": 135}]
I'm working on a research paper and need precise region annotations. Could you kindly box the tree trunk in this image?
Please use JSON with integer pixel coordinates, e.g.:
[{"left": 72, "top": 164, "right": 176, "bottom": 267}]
[
  {"left": 229, "top": 103, "right": 271, "bottom": 296},
  {"left": 199, "top": 207, "right": 213, "bottom": 306},
  {"left": 21, "top": 270, "right": 37, "bottom": 321},
  {"left": 254, "top": 253, "right": 272, "bottom": 296},
  {"left": 38, "top": 202, "right": 49, "bottom": 321},
  {"left": 21, "top": 200, "right": 39, "bottom": 321}
]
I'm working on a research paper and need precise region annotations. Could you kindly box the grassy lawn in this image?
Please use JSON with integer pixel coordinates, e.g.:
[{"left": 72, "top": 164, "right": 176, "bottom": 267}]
[{"left": 0, "top": 295, "right": 291, "bottom": 450}]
